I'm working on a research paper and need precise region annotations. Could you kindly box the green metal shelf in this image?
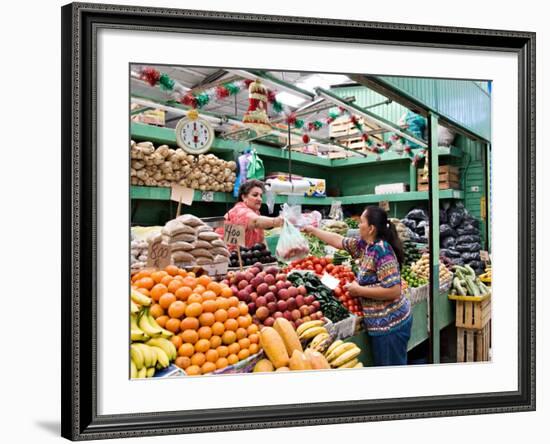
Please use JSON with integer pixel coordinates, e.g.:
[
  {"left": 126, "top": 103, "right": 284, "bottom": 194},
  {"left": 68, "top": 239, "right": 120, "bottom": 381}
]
[
  {"left": 131, "top": 122, "right": 462, "bottom": 169},
  {"left": 131, "top": 186, "right": 235, "bottom": 203},
  {"left": 131, "top": 186, "right": 463, "bottom": 205}
]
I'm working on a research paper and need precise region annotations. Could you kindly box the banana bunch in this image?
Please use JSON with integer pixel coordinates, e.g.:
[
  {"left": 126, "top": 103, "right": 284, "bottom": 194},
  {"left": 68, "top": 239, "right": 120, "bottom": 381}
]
[
  {"left": 298, "top": 321, "right": 336, "bottom": 354},
  {"left": 324, "top": 340, "right": 363, "bottom": 369},
  {"left": 130, "top": 337, "right": 177, "bottom": 378},
  {"left": 131, "top": 288, "right": 152, "bottom": 307},
  {"left": 131, "top": 309, "right": 174, "bottom": 342},
  {"left": 479, "top": 265, "right": 492, "bottom": 283},
  {"left": 297, "top": 320, "right": 328, "bottom": 340}
]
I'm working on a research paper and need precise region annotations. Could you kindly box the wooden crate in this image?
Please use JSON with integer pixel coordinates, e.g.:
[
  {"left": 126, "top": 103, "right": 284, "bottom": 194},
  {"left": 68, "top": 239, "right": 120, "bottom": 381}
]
[
  {"left": 329, "top": 117, "right": 383, "bottom": 151},
  {"left": 449, "top": 294, "right": 491, "bottom": 330},
  {"left": 417, "top": 180, "right": 460, "bottom": 191},
  {"left": 417, "top": 165, "right": 460, "bottom": 191},
  {"left": 457, "top": 323, "right": 491, "bottom": 362}
]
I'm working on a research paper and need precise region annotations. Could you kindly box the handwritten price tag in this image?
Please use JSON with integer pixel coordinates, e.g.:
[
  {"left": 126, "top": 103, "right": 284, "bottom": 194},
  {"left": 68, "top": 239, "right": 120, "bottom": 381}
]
[
  {"left": 147, "top": 238, "right": 171, "bottom": 269},
  {"left": 223, "top": 223, "right": 245, "bottom": 246},
  {"left": 201, "top": 191, "right": 214, "bottom": 202}
]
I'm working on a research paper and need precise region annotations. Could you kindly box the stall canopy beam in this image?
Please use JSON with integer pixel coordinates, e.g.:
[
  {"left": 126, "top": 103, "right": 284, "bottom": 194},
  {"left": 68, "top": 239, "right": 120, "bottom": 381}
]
[
  {"left": 350, "top": 74, "right": 491, "bottom": 143},
  {"left": 225, "top": 69, "right": 315, "bottom": 102},
  {"left": 315, "top": 87, "right": 428, "bottom": 148}
]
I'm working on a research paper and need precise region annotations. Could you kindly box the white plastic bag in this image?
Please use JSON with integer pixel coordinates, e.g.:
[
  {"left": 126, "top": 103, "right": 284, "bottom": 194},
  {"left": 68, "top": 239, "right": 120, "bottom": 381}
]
[{"left": 275, "top": 219, "right": 310, "bottom": 262}]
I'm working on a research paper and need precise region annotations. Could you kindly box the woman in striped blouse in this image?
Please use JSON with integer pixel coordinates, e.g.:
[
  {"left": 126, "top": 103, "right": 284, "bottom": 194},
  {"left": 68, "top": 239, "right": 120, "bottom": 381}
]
[{"left": 303, "top": 206, "right": 412, "bottom": 366}]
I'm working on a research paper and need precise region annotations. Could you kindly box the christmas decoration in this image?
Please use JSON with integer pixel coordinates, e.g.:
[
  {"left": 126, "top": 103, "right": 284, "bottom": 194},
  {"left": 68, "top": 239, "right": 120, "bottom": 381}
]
[
  {"left": 242, "top": 79, "right": 272, "bottom": 134},
  {"left": 132, "top": 66, "right": 428, "bottom": 164}
]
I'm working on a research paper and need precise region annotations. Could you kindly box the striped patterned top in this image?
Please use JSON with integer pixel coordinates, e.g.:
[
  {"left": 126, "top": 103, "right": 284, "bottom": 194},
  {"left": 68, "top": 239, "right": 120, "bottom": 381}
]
[{"left": 342, "top": 237, "right": 411, "bottom": 335}]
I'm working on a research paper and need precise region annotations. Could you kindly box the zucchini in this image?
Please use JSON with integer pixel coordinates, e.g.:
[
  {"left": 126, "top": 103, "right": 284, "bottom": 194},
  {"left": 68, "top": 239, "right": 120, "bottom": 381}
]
[
  {"left": 453, "top": 265, "right": 467, "bottom": 275},
  {"left": 453, "top": 277, "right": 467, "bottom": 296},
  {"left": 464, "top": 276, "right": 479, "bottom": 296},
  {"left": 464, "top": 265, "right": 476, "bottom": 278},
  {"left": 477, "top": 280, "right": 489, "bottom": 295}
]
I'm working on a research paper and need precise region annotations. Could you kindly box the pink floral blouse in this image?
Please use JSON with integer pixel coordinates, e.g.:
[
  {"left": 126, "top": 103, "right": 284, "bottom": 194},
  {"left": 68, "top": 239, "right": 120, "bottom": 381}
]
[{"left": 215, "top": 202, "right": 264, "bottom": 248}]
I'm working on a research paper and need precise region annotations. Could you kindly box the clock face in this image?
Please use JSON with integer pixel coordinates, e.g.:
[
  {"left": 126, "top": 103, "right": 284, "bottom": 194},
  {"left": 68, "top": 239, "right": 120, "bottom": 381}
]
[{"left": 175, "top": 117, "right": 214, "bottom": 154}]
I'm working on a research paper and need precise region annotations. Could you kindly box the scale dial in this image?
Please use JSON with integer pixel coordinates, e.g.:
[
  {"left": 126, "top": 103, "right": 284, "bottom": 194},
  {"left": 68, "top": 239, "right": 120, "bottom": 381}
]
[{"left": 175, "top": 116, "right": 214, "bottom": 154}]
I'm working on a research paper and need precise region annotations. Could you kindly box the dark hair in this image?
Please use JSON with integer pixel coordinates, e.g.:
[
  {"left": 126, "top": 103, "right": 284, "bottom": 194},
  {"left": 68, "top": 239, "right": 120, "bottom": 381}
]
[
  {"left": 238, "top": 179, "right": 265, "bottom": 202},
  {"left": 363, "top": 206, "right": 404, "bottom": 266}
]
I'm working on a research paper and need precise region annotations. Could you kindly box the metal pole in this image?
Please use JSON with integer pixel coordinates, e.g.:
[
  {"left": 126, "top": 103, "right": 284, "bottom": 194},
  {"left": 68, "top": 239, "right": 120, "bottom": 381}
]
[
  {"left": 315, "top": 87, "right": 428, "bottom": 148},
  {"left": 288, "top": 125, "right": 292, "bottom": 182}
]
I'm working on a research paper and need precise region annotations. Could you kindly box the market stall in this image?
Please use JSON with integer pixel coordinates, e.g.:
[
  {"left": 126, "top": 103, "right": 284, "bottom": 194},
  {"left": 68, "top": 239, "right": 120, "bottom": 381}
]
[{"left": 129, "top": 65, "right": 492, "bottom": 375}]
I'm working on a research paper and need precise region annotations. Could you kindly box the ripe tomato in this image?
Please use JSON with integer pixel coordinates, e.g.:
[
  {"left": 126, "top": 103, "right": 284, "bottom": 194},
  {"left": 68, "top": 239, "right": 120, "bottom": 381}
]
[{"left": 326, "top": 264, "right": 334, "bottom": 272}]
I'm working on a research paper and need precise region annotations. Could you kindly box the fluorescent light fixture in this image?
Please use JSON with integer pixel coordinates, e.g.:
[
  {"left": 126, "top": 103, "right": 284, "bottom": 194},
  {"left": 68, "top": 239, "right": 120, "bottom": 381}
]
[
  {"left": 296, "top": 74, "right": 351, "bottom": 92},
  {"left": 275, "top": 91, "right": 307, "bottom": 107}
]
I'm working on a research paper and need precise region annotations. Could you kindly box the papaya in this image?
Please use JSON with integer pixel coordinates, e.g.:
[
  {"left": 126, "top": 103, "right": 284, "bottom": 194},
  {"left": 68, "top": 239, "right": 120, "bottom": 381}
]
[
  {"left": 253, "top": 359, "right": 274, "bottom": 373},
  {"left": 259, "top": 327, "right": 289, "bottom": 369},
  {"left": 305, "top": 349, "right": 331, "bottom": 369},
  {"left": 274, "top": 318, "right": 303, "bottom": 356},
  {"left": 289, "top": 350, "right": 312, "bottom": 371}
]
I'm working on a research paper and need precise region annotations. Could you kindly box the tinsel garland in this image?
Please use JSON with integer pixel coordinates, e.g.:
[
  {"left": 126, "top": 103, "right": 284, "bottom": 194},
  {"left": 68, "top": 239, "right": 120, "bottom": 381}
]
[{"left": 135, "top": 66, "right": 427, "bottom": 163}]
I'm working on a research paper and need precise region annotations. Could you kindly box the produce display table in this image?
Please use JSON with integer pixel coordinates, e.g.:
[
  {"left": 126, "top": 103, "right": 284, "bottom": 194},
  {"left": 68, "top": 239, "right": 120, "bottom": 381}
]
[{"left": 345, "top": 290, "right": 454, "bottom": 367}]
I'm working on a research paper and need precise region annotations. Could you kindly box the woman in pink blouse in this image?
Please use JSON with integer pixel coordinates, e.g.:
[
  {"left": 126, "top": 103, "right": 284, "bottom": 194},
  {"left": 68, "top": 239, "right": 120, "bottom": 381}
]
[{"left": 217, "top": 180, "right": 283, "bottom": 248}]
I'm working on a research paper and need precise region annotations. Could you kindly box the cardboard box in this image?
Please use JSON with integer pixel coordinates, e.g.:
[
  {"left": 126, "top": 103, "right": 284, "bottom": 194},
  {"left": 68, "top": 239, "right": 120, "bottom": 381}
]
[
  {"left": 374, "top": 183, "right": 408, "bottom": 194},
  {"left": 304, "top": 177, "right": 326, "bottom": 197}
]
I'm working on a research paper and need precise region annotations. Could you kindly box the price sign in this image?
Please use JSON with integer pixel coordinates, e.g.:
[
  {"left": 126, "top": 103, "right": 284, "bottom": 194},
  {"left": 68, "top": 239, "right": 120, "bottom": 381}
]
[
  {"left": 147, "top": 238, "right": 171, "bottom": 269},
  {"left": 378, "top": 200, "right": 390, "bottom": 212},
  {"left": 201, "top": 191, "right": 214, "bottom": 202},
  {"left": 223, "top": 223, "right": 245, "bottom": 246}
]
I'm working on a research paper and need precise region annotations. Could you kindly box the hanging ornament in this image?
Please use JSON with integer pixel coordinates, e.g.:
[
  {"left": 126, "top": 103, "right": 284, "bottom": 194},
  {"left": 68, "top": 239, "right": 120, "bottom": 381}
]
[
  {"left": 302, "top": 134, "right": 310, "bottom": 144},
  {"left": 140, "top": 67, "right": 161, "bottom": 87},
  {"left": 242, "top": 79, "right": 271, "bottom": 135},
  {"left": 286, "top": 112, "right": 297, "bottom": 126},
  {"left": 272, "top": 101, "right": 284, "bottom": 113},
  {"left": 215, "top": 85, "right": 230, "bottom": 99},
  {"left": 224, "top": 82, "right": 240, "bottom": 96},
  {"left": 180, "top": 93, "right": 198, "bottom": 109},
  {"left": 294, "top": 119, "right": 304, "bottom": 129},
  {"left": 158, "top": 73, "right": 175, "bottom": 91}
]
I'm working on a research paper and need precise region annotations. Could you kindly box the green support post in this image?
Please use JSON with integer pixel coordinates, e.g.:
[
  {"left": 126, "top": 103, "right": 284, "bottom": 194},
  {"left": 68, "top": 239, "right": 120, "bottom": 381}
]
[
  {"left": 428, "top": 113, "right": 441, "bottom": 364},
  {"left": 409, "top": 162, "right": 417, "bottom": 191},
  {"left": 486, "top": 143, "right": 492, "bottom": 251}
]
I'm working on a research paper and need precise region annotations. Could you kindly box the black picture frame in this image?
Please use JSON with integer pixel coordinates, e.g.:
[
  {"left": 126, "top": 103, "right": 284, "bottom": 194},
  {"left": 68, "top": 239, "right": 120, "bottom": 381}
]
[{"left": 61, "top": 2, "right": 536, "bottom": 440}]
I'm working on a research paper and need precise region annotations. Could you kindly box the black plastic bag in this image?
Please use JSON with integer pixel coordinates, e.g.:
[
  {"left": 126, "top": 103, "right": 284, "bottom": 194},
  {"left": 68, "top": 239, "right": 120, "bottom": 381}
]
[
  {"left": 439, "top": 209, "right": 448, "bottom": 224},
  {"left": 439, "top": 224, "right": 457, "bottom": 239},
  {"left": 455, "top": 242, "right": 481, "bottom": 253},
  {"left": 456, "top": 234, "right": 481, "bottom": 244},
  {"left": 463, "top": 214, "right": 480, "bottom": 229},
  {"left": 441, "top": 236, "right": 457, "bottom": 249},
  {"left": 461, "top": 252, "right": 481, "bottom": 261},
  {"left": 401, "top": 218, "right": 417, "bottom": 230},
  {"left": 456, "top": 225, "right": 479, "bottom": 236},
  {"left": 407, "top": 208, "right": 428, "bottom": 221},
  {"left": 416, "top": 220, "right": 429, "bottom": 236},
  {"left": 466, "top": 260, "right": 484, "bottom": 270},
  {"left": 440, "top": 248, "right": 461, "bottom": 258},
  {"left": 447, "top": 205, "right": 465, "bottom": 228},
  {"left": 449, "top": 258, "right": 465, "bottom": 266},
  {"left": 408, "top": 231, "right": 423, "bottom": 242}
]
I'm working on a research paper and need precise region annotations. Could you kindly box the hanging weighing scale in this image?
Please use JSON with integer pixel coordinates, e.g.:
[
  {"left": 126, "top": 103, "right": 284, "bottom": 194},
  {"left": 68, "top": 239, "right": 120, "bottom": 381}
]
[{"left": 175, "top": 109, "right": 215, "bottom": 154}]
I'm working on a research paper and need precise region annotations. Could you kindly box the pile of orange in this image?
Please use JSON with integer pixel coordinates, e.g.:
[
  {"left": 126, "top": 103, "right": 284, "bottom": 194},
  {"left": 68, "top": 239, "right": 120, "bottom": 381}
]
[{"left": 131, "top": 265, "right": 261, "bottom": 376}]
